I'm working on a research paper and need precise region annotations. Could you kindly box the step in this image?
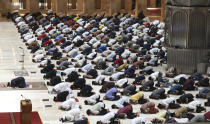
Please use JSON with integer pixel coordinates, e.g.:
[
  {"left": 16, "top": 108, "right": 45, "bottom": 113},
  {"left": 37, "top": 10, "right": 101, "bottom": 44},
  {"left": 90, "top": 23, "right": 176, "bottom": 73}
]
[
  {"left": 147, "top": 8, "right": 161, "bottom": 16},
  {"left": 148, "top": 16, "right": 161, "bottom": 21}
]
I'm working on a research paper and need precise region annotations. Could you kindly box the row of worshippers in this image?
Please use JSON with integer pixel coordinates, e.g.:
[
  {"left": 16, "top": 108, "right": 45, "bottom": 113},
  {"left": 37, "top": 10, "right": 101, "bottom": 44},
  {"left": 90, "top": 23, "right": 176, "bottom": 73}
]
[{"left": 11, "top": 10, "right": 210, "bottom": 124}]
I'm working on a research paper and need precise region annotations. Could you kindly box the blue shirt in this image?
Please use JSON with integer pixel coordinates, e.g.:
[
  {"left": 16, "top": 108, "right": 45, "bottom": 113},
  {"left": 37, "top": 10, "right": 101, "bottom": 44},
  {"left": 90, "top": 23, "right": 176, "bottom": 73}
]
[
  {"left": 170, "top": 84, "right": 182, "bottom": 92},
  {"left": 97, "top": 45, "right": 107, "bottom": 53},
  {"left": 48, "top": 47, "right": 57, "bottom": 53},
  {"left": 135, "top": 75, "right": 145, "bottom": 82},
  {"left": 125, "top": 66, "right": 135, "bottom": 76},
  {"left": 115, "top": 46, "right": 124, "bottom": 54},
  {"left": 56, "top": 35, "right": 64, "bottom": 40},
  {"left": 106, "top": 88, "right": 117, "bottom": 100}
]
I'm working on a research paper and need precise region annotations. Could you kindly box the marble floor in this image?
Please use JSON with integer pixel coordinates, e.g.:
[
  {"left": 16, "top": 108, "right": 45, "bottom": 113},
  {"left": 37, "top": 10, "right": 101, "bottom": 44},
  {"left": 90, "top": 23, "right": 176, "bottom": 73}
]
[{"left": 0, "top": 22, "right": 209, "bottom": 124}]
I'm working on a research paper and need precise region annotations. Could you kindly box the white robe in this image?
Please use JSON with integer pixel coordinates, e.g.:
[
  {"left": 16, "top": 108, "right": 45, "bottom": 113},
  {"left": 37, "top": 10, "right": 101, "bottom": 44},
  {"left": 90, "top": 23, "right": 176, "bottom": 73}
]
[
  {"left": 90, "top": 102, "right": 105, "bottom": 115},
  {"left": 63, "top": 108, "right": 82, "bottom": 121},
  {"left": 114, "top": 96, "right": 129, "bottom": 109},
  {"left": 85, "top": 94, "right": 100, "bottom": 104},
  {"left": 53, "top": 82, "right": 72, "bottom": 94},
  {"left": 131, "top": 117, "right": 146, "bottom": 124},
  {"left": 100, "top": 112, "right": 116, "bottom": 124},
  {"left": 60, "top": 98, "right": 79, "bottom": 110}
]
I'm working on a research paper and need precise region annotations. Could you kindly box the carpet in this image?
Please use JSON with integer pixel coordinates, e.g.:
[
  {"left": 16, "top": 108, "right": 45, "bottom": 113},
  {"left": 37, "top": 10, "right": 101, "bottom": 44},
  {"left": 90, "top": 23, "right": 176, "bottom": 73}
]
[{"left": 0, "top": 112, "right": 42, "bottom": 124}]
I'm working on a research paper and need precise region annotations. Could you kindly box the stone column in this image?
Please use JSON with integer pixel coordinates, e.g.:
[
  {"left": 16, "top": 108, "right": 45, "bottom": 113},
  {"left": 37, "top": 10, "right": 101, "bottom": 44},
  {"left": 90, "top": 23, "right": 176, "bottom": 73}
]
[
  {"left": 77, "top": 0, "right": 84, "bottom": 11},
  {"left": 125, "top": 0, "right": 132, "bottom": 14},
  {"left": 47, "top": 0, "right": 52, "bottom": 9},
  {"left": 84, "top": 0, "right": 95, "bottom": 15},
  {"left": 161, "top": 0, "right": 165, "bottom": 21},
  {"left": 26, "top": 0, "right": 39, "bottom": 13},
  {"left": 52, "top": 0, "right": 67, "bottom": 15},
  {"left": 67, "top": 0, "right": 84, "bottom": 16},
  {"left": 135, "top": 0, "right": 147, "bottom": 17},
  {"left": 100, "top": 0, "right": 107, "bottom": 14},
  {"left": 109, "top": 0, "right": 121, "bottom": 16}
]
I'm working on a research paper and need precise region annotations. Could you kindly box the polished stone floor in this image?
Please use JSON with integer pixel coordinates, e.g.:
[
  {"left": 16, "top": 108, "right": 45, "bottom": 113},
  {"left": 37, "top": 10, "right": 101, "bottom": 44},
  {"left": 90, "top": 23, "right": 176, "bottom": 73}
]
[{"left": 0, "top": 22, "right": 209, "bottom": 124}]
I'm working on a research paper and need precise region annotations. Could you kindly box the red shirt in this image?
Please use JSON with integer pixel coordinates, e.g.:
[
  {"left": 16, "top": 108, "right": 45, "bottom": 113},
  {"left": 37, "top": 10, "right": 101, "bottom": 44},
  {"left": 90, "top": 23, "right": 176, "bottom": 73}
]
[
  {"left": 156, "top": 35, "right": 162, "bottom": 40},
  {"left": 67, "top": 20, "right": 72, "bottom": 25},
  {"left": 43, "top": 40, "right": 52, "bottom": 46},
  {"left": 204, "top": 111, "right": 210, "bottom": 119},
  {"left": 72, "top": 24, "right": 79, "bottom": 30},
  {"left": 144, "top": 22, "right": 150, "bottom": 27},
  {"left": 39, "top": 33, "right": 46, "bottom": 39},
  {"left": 133, "top": 60, "right": 144, "bottom": 67},
  {"left": 57, "top": 38, "right": 65, "bottom": 44},
  {"left": 117, "top": 105, "right": 132, "bottom": 114},
  {"left": 114, "top": 58, "right": 124, "bottom": 66},
  {"left": 47, "top": 26, "right": 54, "bottom": 32}
]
